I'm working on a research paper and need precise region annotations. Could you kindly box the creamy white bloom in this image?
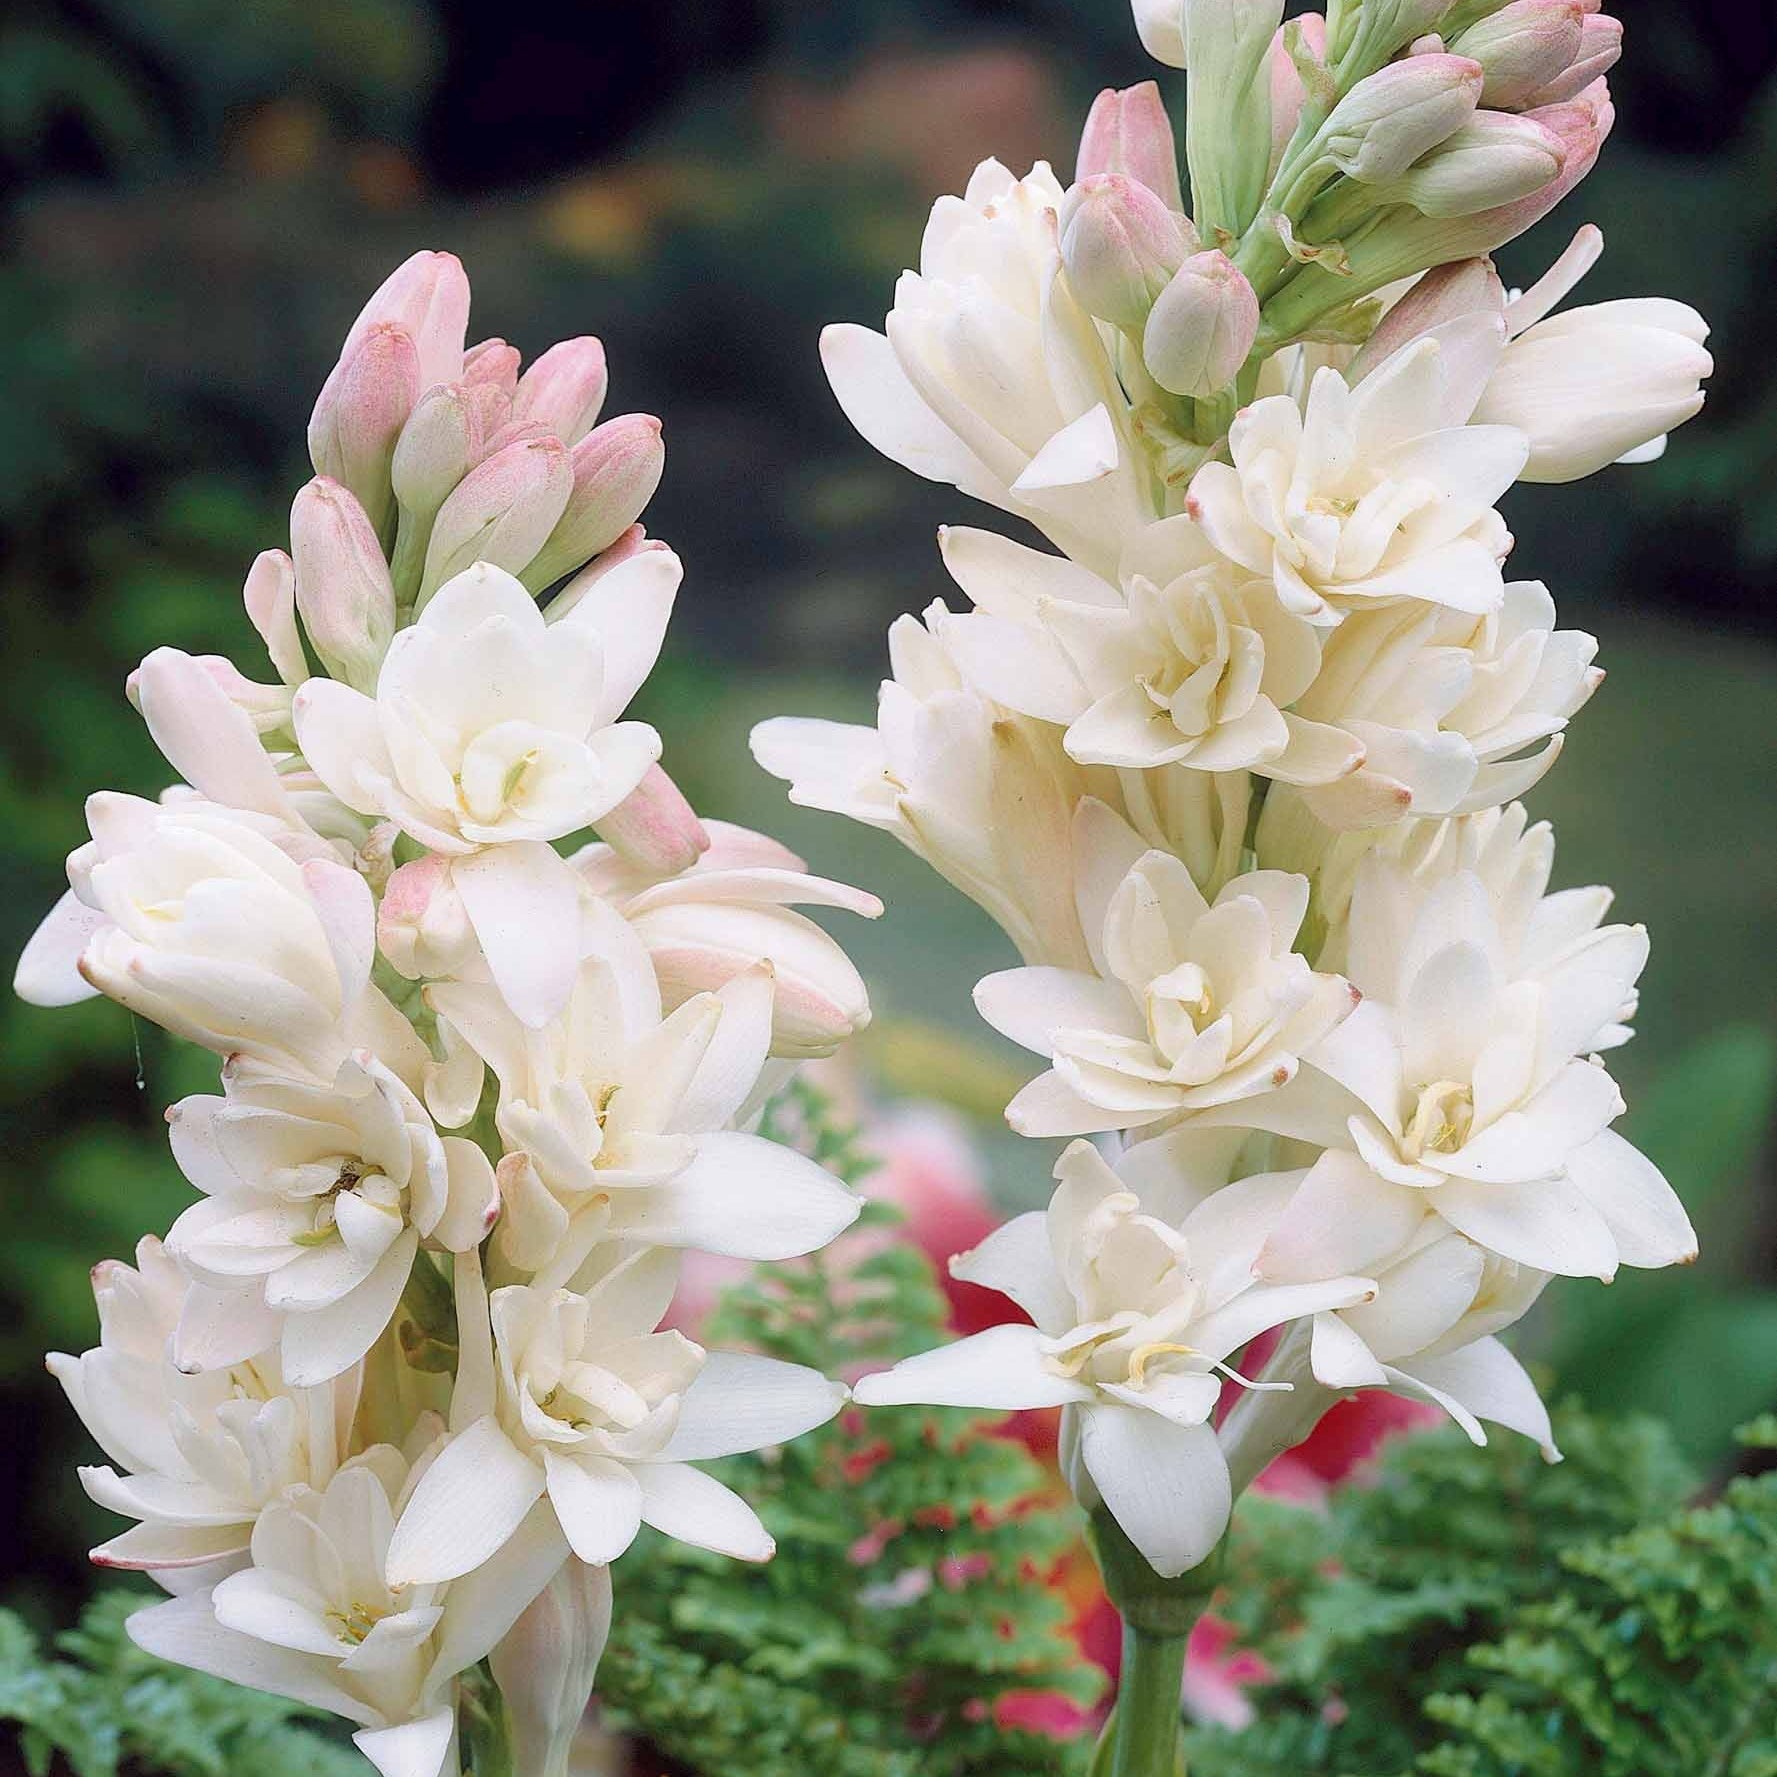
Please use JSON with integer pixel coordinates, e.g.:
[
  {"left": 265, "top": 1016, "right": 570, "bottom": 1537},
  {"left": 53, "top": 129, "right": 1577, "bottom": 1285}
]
[
  {"left": 293, "top": 556, "right": 671, "bottom": 1025},
  {"left": 821, "top": 159, "right": 1152, "bottom": 578},
  {"left": 1188, "top": 337, "right": 1527, "bottom": 625},
  {"left": 384, "top": 1247, "right": 847, "bottom": 1581},
  {"left": 129, "top": 1446, "right": 571, "bottom": 1777},
  {"left": 428, "top": 908, "right": 859, "bottom": 1271},
  {"left": 164, "top": 1054, "right": 499, "bottom": 1384},
  {"left": 1203, "top": 860, "right": 1695, "bottom": 1280},
  {"left": 16, "top": 792, "right": 406, "bottom": 1081},
  {"left": 934, "top": 520, "right": 1363, "bottom": 786},
  {"left": 1288, "top": 578, "right": 1601, "bottom": 826},
  {"left": 975, "top": 802, "right": 1356, "bottom": 1135},
  {"left": 753, "top": 602, "right": 1253, "bottom": 971},
  {"left": 855, "top": 1141, "right": 1376, "bottom": 1576},
  {"left": 47, "top": 1238, "right": 360, "bottom": 1582},
  {"left": 572, "top": 820, "right": 882, "bottom": 1059}
]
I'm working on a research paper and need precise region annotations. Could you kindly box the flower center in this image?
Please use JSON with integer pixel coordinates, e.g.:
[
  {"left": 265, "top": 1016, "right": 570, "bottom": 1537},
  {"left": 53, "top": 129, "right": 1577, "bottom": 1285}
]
[
  {"left": 1402, "top": 1079, "right": 1475, "bottom": 1160},
  {"left": 327, "top": 1600, "right": 385, "bottom": 1646}
]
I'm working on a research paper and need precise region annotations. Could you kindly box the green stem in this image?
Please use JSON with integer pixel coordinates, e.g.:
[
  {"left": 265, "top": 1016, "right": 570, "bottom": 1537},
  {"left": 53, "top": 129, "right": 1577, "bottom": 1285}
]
[{"left": 1111, "top": 1622, "right": 1190, "bottom": 1777}]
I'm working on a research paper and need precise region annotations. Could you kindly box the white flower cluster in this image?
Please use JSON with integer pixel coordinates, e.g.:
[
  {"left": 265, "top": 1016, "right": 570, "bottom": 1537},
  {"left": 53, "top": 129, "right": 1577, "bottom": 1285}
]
[
  {"left": 758, "top": 0, "right": 1705, "bottom": 1580},
  {"left": 19, "top": 253, "right": 880, "bottom": 1777}
]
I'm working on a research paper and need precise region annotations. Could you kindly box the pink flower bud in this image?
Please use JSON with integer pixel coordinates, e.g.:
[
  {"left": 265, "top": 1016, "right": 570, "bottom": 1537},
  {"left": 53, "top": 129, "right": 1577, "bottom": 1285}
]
[
  {"left": 377, "top": 855, "right": 477, "bottom": 980},
  {"left": 1350, "top": 256, "right": 1505, "bottom": 377},
  {"left": 242, "top": 548, "right": 307, "bottom": 686},
  {"left": 1142, "top": 250, "right": 1261, "bottom": 396},
  {"left": 1464, "top": 75, "right": 1611, "bottom": 245},
  {"left": 1390, "top": 110, "right": 1567, "bottom": 217},
  {"left": 519, "top": 413, "right": 665, "bottom": 593},
  {"left": 332, "top": 249, "right": 471, "bottom": 392},
  {"left": 289, "top": 478, "right": 397, "bottom": 692},
  {"left": 1517, "top": 12, "right": 1620, "bottom": 107},
  {"left": 1060, "top": 174, "right": 1191, "bottom": 328},
  {"left": 592, "top": 763, "right": 711, "bottom": 875},
  {"left": 416, "top": 434, "right": 575, "bottom": 609},
  {"left": 512, "top": 336, "right": 610, "bottom": 445},
  {"left": 305, "top": 321, "right": 420, "bottom": 540},
  {"left": 1076, "top": 82, "right": 1185, "bottom": 214},
  {"left": 1270, "top": 13, "right": 1329, "bottom": 164},
  {"left": 1449, "top": 0, "right": 1584, "bottom": 109},
  {"left": 1322, "top": 54, "right": 1485, "bottom": 183},
  {"left": 461, "top": 336, "right": 521, "bottom": 392}
]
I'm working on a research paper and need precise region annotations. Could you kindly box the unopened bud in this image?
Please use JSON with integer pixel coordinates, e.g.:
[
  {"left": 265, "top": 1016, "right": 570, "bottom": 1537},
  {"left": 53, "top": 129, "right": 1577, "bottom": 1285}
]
[
  {"left": 1270, "top": 13, "right": 1330, "bottom": 167},
  {"left": 1143, "top": 249, "right": 1260, "bottom": 396},
  {"left": 1350, "top": 257, "right": 1505, "bottom": 378},
  {"left": 1077, "top": 82, "right": 1185, "bottom": 213},
  {"left": 1181, "top": 0, "right": 1285, "bottom": 237},
  {"left": 306, "top": 321, "right": 420, "bottom": 540},
  {"left": 512, "top": 336, "right": 611, "bottom": 445},
  {"left": 391, "top": 383, "right": 485, "bottom": 522},
  {"left": 593, "top": 764, "right": 711, "bottom": 876},
  {"left": 1389, "top": 110, "right": 1567, "bottom": 217},
  {"left": 1131, "top": 0, "right": 1188, "bottom": 68},
  {"left": 461, "top": 336, "right": 521, "bottom": 393},
  {"left": 1450, "top": 0, "right": 1584, "bottom": 109},
  {"left": 1517, "top": 12, "right": 1620, "bottom": 108},
  {"left": 241, "top": 548, "right": 307, "bottom": 686},
  {"left": 417, "top": 434, "right": 574, "bottom": 609},
  {"left": 489, "top": 1561, "right": 613, "bottom": 1777},
  {"left": 1322, "top": 54, "right": 1485, "bottom": 183},
  {"left": 518, "top": 413, "right": 665, "bottom": 594},
  {"left": 1060, "top": 175, "right": 1190, "bottom": 328},
  {"left": 377, "top": 854, "right": 477, "bottom": 980},
  {"left": 331, "top": 249, "right": 470, "bottom": 393},
  {"left": 289, "top": 478, "right": 397, "bottom": 692}
]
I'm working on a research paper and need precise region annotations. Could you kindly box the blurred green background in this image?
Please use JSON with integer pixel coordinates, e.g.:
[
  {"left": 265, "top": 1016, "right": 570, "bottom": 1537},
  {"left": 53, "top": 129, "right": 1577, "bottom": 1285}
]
[{"left": 2, "top": 0, "right": 1773, "bottom": 1631}]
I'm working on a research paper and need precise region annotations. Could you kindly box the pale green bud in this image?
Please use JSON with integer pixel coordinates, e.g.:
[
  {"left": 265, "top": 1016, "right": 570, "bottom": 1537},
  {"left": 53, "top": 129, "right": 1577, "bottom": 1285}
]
[
  {"left": 1450, "top": 0, "right": 1585, "bottom": 109},
  {"left": 1143, "top": 249, "right": 1260, "bottom": 395},
  {"left": 1322, "top": 54, "right": 1485, "bottom": 184},
  {"left": 1387, "top": 110, "right": 1567, "bottom": 216},
  {"left": 1181, "top": 0, "right": 1283, "bottom": 237}
]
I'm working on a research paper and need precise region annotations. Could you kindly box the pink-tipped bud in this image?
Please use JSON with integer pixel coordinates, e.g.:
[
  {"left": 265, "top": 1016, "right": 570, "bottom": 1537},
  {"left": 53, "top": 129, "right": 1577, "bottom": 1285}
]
[
  {"left": 1350, "top": 257, "right": 1506, "bottom": 377},
  {"left": 1450, "top": 0, "right": 1584, "bottom": 109},
  {"left": 1390, "top": 110, "right": 1567, "bottom": 216},
  {"left": 518, "top": 413, "right": 666, "bottom": 593},
  {"left": 306, "top": 321, "right": 420, "bottom": 539},
  {"left": 417, "top": 434, "right": 575, "bottom": 608},
  {"left": 1322, "top": 54, "right": 1485, "bottom": 183},
  {"left": 512, "top": 337, "right": 611, "bottom": 446},
  {"left": 331, "top": 249, "right": 470, "bottom": 393},
  {"left": 1076, "top": 82, "right": 1185, "bottom": 214},
  {"left": 289, "top": 478, "right": 397, "bottom": 692},
  {"left": 593, "top": 764, "right": 711, "bottom": 876},
  {"left": 1059, "top": 174, "right": 1191, "bottom": 328},
  {"left": 461, "top": 337, "right": 521, "bottom": 392},
  {"left": 242, "top": 548, "right": 307, "bottom": 686},
  {"left": 378, "top": 855, "right": 477, "bottom": 981},
  {"left": 1270, "top": 13, "right": 1329, "bottom": 165},
  {"left": 1142, "top": 250, "right": 1260, "bottom": 396},
  {"left": 1517, "top": 12, "right": 1620, "bottom": 107}
]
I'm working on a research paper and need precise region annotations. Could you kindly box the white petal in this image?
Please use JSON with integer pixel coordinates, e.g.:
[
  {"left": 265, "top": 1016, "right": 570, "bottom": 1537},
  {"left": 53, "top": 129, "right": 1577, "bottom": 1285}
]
[
  {"left": 385, "top": 1416, "right": 544, "bottom": 1586},
  {"left": 1310, "top": 1309, "right": 1389, "bottom": 1390},
  {"left": 660, "top": 1354, "right": 847, "bottom": 1460},
  {"left": 543, "top": 1452, "right": 643, "bottom": 1566},
  {"left": 1402, "top": 1335, "right": 1559, "bottom": 1460},
  {"left": 1564, "top": 1129, "right": 1697, "bottom": 1269},
  {"left": 973, "top": 967, "right": 1139, "bottom": 1055},
  {"left": 1432, "top": 1175, "right": 1618, "bottom": 1280},
  {"left": 14, "top": 890, "right": 106, "bottom": 1006},
  {"left": 1341, "top": 1233, "right": 1485, "bottom": 1362},
  {"left": 1257, "top": 1151, "right": 1425, "bottom": 1283},
  {"left": 1012, "top": 404, "right": 1118, "bottom": 491},
  {"left": 633, "top": 1462, "right": 774, "bottom": 1561},
  {"left": 852, "top": 1324, "right": 1093, "bottom": 1411},
  {"left": 427, "top": 1499, "right": 570, "bottom": 1686},
  {"left": 1078, "top": 1405, "right": 1230, "bottom": 1579},
  {"left": 553, "top": 547, "right": 681, "bottom": 716},
  {"left": 949, "top": 1212, "right": 1074, "bottom": 1333},
  {"left": 819, "top": 323, "right": 984, "bottom": 485},
  {"left": 281, "top": 1228, "right": 417, "bottom": 1386},
  {"left": 353, "top": 1711, "right": 456, "bottom": 1777},
  {"left": 453, "top": 843, "right": 584, "bottom": 1029}
]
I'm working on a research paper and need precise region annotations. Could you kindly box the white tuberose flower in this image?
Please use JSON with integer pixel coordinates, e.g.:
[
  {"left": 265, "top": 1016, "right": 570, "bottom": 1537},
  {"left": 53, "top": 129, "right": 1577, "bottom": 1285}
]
[
  {"left": 384, "top": 1248, "right": 847, "bottom": 1581},
  {"left": 1211, "top": 861, "right": 1695, "bottom": 1281},
  {"left": 294, "top": 557, "right": 670, "bottom": 1026},
  {"left": 164, "top": 1053, "right": 499, "bottom": 1384},
  {"left": 47, "top": 1238, "right": 358, "bottom": 1582},
  {"left": 854, "top": 1141, "right": 1376, "bottom": 1577},
  {"left": 128, "top": 1446, "right": 572, "bottom": 1777},
  {"left": 976, "top": 801, "right": 1355, "bottom": 1135},
  {"left": 429, "top": 914, "right": 859, "bottom": 1271},
  {"left": 1188, "top": 338, "right": 1528, "bottom": 626}
]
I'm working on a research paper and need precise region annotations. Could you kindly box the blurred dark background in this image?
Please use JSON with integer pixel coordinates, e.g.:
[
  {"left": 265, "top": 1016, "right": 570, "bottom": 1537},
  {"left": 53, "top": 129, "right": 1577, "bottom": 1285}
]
[{"left": 2, "top": 0, "right": 1774, "bottom": 1631}]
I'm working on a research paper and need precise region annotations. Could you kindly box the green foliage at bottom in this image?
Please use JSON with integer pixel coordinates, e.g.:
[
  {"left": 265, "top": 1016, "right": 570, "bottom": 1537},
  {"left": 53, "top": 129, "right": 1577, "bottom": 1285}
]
[
  {"left": 597, "top": 1080, "right": 1104, "bottom": 1775},
  {"left": 0, "top": 1592, "right": 362, "bottom": 1777},
  {"left": 1182, "top": 1407, "right": 1777, "bottom": 1777}
]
